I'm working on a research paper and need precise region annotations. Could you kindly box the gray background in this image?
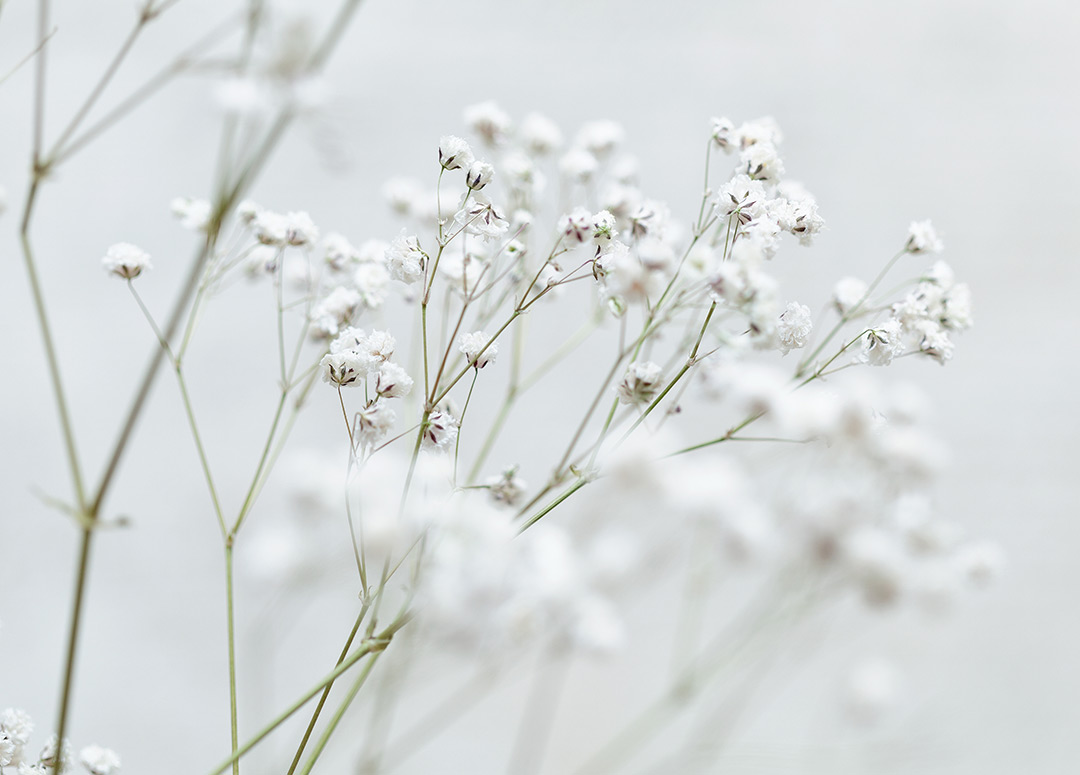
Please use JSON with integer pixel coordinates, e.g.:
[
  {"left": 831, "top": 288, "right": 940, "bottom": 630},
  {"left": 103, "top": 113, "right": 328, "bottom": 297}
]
[{"left": 0, "top": 0, "right": 1077, "bottom": 773}]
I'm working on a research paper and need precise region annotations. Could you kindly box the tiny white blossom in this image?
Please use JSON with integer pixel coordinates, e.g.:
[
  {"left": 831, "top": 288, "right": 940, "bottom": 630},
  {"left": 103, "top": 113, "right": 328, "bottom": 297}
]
[
  {"left": 519, "top": 112, "right": 563, "bottom": 155},
  {"left": 354, "top": 402, "right": 396, "bottom": 447},
  {"left": 575, "top": 120, "right": 625, "bottom": 158},
  {"left": 905, "top": 219, "right": 943, "bottom": 254},
  {"left": 458, "top": 331, "right": 496, "bottom": 368},
  {"left": 616, "top": 361, "right": 663, "bottom": 405},
  {"left": 558, "top": 148, "right": 599, "bottom": 183},
  {"left": 592, "top": 210, "right": 618, "bottom": 243},
  {"left": 422, "top": 411, "right": 459, "bottom": 451},
  {"left": 374, "top": 362, "right": 414, "bottom": 398},
  {"left": 464, "top": 100, "right": 512, "bottom": 146},
  {"left": 320, "top": 350, "right": 371, "bottom": 387},
  {"left": 1, "top": 709, "right": 34, "bottom": 747},
  {"left": 862, "top": 319, "right": 905, "bottom": 366},
  {"left": 776, "top": 302, "right": 813, "bottom": 354},
  {"left": 385, "top": 233, "right": 426, "bottom": 284},
  {"left": 832, "top": 276, "right": 868, "bottom": 315},
  {"left": 741, "top": 141, "right": 784, "bottom": 184},
  {"left": 102, "top": 243, "right": 152, "bottom": 279},
  {"left": 252, "top": 210, "right": 290, "bottom": 245},
  {"left": 710, "top": 116, "right": 736, "bottom": 152},
  {"left": 438, "top": 135, "right": 474, "bottom": 170},
  {"left": 559, "top": 207, "right": 593, "bottom": 244},
  {"left": 466, "top": 160, "right": 495, "bottom": 190},
  {"left": 284, "top": 211, "right": 319, "bottom": 246},
  {"left": 170, "top": 196, "right": 212, "bottom": 232},
  {"left": 485, "top": 465, "right": 527, "bottom": 508},
  {"left": 322, "top": 232, "right": 360, "bottom": 271},
  {"left": 79, "top": 745, "right": 121, "bottom": 775}
]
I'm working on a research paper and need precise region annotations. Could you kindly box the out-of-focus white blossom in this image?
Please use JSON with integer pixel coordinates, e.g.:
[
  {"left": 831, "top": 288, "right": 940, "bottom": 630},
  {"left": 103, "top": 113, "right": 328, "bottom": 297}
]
[
  {"left": 776, "top": 302, "right": 813, "bottom": 354},
  {"left": 79, "top": 745, "right": 121, "bottom": 775},
  {"left": 102, "top": 243, "right": 152, "bottom": 279},
  {"left": 617, "top": 361, "right": 663, "bottom": 405},
  {"left": 905, "top": 219, "right": 943, "bottom": 254},
  {"left": 385, "top": 233, "right": 426, "bottom": 284}
]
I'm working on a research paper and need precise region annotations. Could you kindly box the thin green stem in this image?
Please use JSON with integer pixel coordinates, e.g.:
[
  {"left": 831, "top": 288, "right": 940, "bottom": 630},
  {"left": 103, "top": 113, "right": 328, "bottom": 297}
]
[
  {"left": 297, "top": 654, "right": 384, "bottom": 775},
  {"left": 225, "top": 544, "right": 239, "bottom": 775},
  {"left": 286, "top": 606, "right": 370, "bottom": 775}
]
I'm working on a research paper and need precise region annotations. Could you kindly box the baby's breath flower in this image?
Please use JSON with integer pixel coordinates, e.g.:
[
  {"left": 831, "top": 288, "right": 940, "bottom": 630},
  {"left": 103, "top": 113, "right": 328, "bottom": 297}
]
[
  {"left": 592, "top": 210, "right": 618, "bottom": 243},
  {"left": 558, "top": 148, "right": 599, "bottom": 183},
  {"left": 735, "top": 116, "right": 783, "bottom": 149},
  {"left": 710, "top": 116, "right": 736, "bottom": 152},
  {"left": 374, "top": 362, "right": 414, "bottom": 398},
  {"left": 102, "top": 243, "right": 152, "bottom": 279},
  {"left": 310, "top": 286, "right": 361, "bottom": 339},
  {"left": 320, "top": 350, "right": 371, "bottom": 387},
  {"left": 243, "top": 245, "right": 279, "bottom": 278},
  {"left": 617, "top": 361, "right": 663, "bottom": 405},
  {"left": 905, "top": 219, "right": 943, "bottom": 254},
  {"left": 438, "top": 135, "right": 474, "bottom": 171},
  {"left": 776, "top": 301, "right": 813, "bottom": 354},
  {"left": 628, "top": 200, "right": 670, "bottom": 240},
  {"left": 458, "top": 331, "right": 496, "bottom": 368},
  {"left": 466, "top": 160, "right": 495, "bottom": 191},
  {"left": 464, "top": 100, "right": 512, "bottom": 146},
  {"left": 40, "top": 735, "right": 72, "bottom": 773},
  {"left": 519, "top": 112, "right": 563, "bottom": 155},
  {"left": 559, "top": 207, "right": 593, "bottom": 244},
  {"left": 322, "top": 232, "right": 360, "bottom": 271},
  {"left": 1, "top": 709, "right": 34, "bottom": 748},
  {"left": 575, "top": 120, "right": 625, "bottom": 158},
  {"left": 78, "top": 745, "right": 121, "bottom": 775},
  {"left": 832, "top": 276, "right": 868, "bottom": 314},
  {"left": 485, "top": 465, "right": 527, "bottom": 508},
  {"left": 237, "top": 199, "right": 261, "bottom": 225},
  {"left": 385, "top": 233, "right": 426, "bottom": 284},
  {"left": 382, "top": 177, "right": 425, "bottom": 216},
  {"left": 454, "top": 195, "right": 509, "bottom": 240},
  {"left": 354, "top": 261, "right": 390, "bottom": 309},
  {"left": 284, "top": 211, "right": 319, "bottom": 247},
  {"left": 862, "top": 319, "right": 905, "bottom": 366},
  {"left": 253, "top": 210, "right": 289, "bottom": 245},
  {"left": 354, "top": 402, "right": 396, "bottom": 447},
  {"left": 1, "top": 735, "right": 15, "bottom": 768},
  {"left": 422, "top": 411, "right": 459, "bottom": 451},
  {"left": 741, "top": 141, "right": 784, "bottom": 184},
  {"left": 170, "top": 196, "right": 212, "bottom": 232}
]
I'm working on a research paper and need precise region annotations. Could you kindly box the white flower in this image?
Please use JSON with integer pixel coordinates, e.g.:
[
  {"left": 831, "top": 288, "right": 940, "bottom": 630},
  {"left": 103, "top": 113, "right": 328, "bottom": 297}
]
[
  {"left": 322, "top": 232, "right": 359, "bottom": 271},
  {"left": 354, "top": 261, "right": 390, "bottom": 309},
  {"left": 519, "top": 112, "right": 563, "bottom": 155},
  {"left": 905, "top": 219, "right": 943, "bottom": 254},
  {"left": 284, "top": 211, "right": 319, "bottom": 246},
  {"left": 1, "top": 709, "right": 34, "bottom": 747},
  {"left": 374, "top": 362, "right": 413, "bottom": 398},
  {"left": 382, "top": 177, "right": 426, "bottom": 216},
  {"left": 242, "top": 245, "right": 280, "bottom": 278},
  {"left": 320, "top": 350, "right": 372, "bottom": 387},
  {"left": 354, "top": 402, "right": 396, "bottom": 447},
  {"left": 741, "top": 141, "right": 784, "bottom": 184},
  {"left": 385, "top": 233, "right": 426, "bottom": 284},
  {"left": 558, "top": 148, "right": 599, "bottom": 183},
  {"left": 559, "top": 207, "right": 593, "bottom": 244},
  {"left": 575, "top": 120, "right": 625, "bottom": 158},
  {"left": 438, "top": 135, "right": 474, "bottom": 170},
  {"left": 40, "top": 735, "right": 72, "bottom": 773},
  {"left": 485, "top": 465, "right": 527, "bottom": 507},
  {"left": 458, "top": 331, "right": 497, "bottom": 368},
  {"left": 237, "top": 199, "right": 261, "bottom": 224},
  {"left": 710, "top": 116, "right": 736, "bottom": 152},
  {"left": 592, "top": 210, "right": 618, "bottom": 243},
  {"left": 252, "top": 210, "right": 289, "bottom": 245},
  {"left": 716, "top": 174, "right": 766, "bottom": 221},
  {"left": 735, "top": 116, "right": 783, "bottom": 148},
  {"left": 102, "top": 243, "right": 152, "bottom": 279},
  {"left": 616, "top": 361, "right": 663, "bottom": 405},
  {"left": 79, "top": 745, "right": 121, "bottom": 775},
  {"left": 1, "top": 736, "right": 14, "bottom": 768},
  {"left": 170, "top": 196, "right": 212, "bottom": 232},
  {"left": 464, "top": 100, "right": 512, "bottom": 146},
  {"left": 466, "top": 160, "right": 495, "bottom": 190},
  {"left": 832, "top": 276, "right": 868, "bottom": 315},
  {"left": 454, "top": 195, "right": 509, "bottom": 240},
  {"left": 422, "top": 411, "right": 459, "bottom": 451},
  {"left": 310, "top": 286, "right": 361, "bottom": 339},
  {"left": 862, "top": 319, "right": 905, "bottom": 366},
  {"left": 776, "top": 302, "right": 813, "bottom": 354}
]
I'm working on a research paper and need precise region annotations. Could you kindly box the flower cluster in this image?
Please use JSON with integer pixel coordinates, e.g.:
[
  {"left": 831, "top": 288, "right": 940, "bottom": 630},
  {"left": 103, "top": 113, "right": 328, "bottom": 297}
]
[{"left": 0, "top": 709, "right": 119, "bottom": 775}]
